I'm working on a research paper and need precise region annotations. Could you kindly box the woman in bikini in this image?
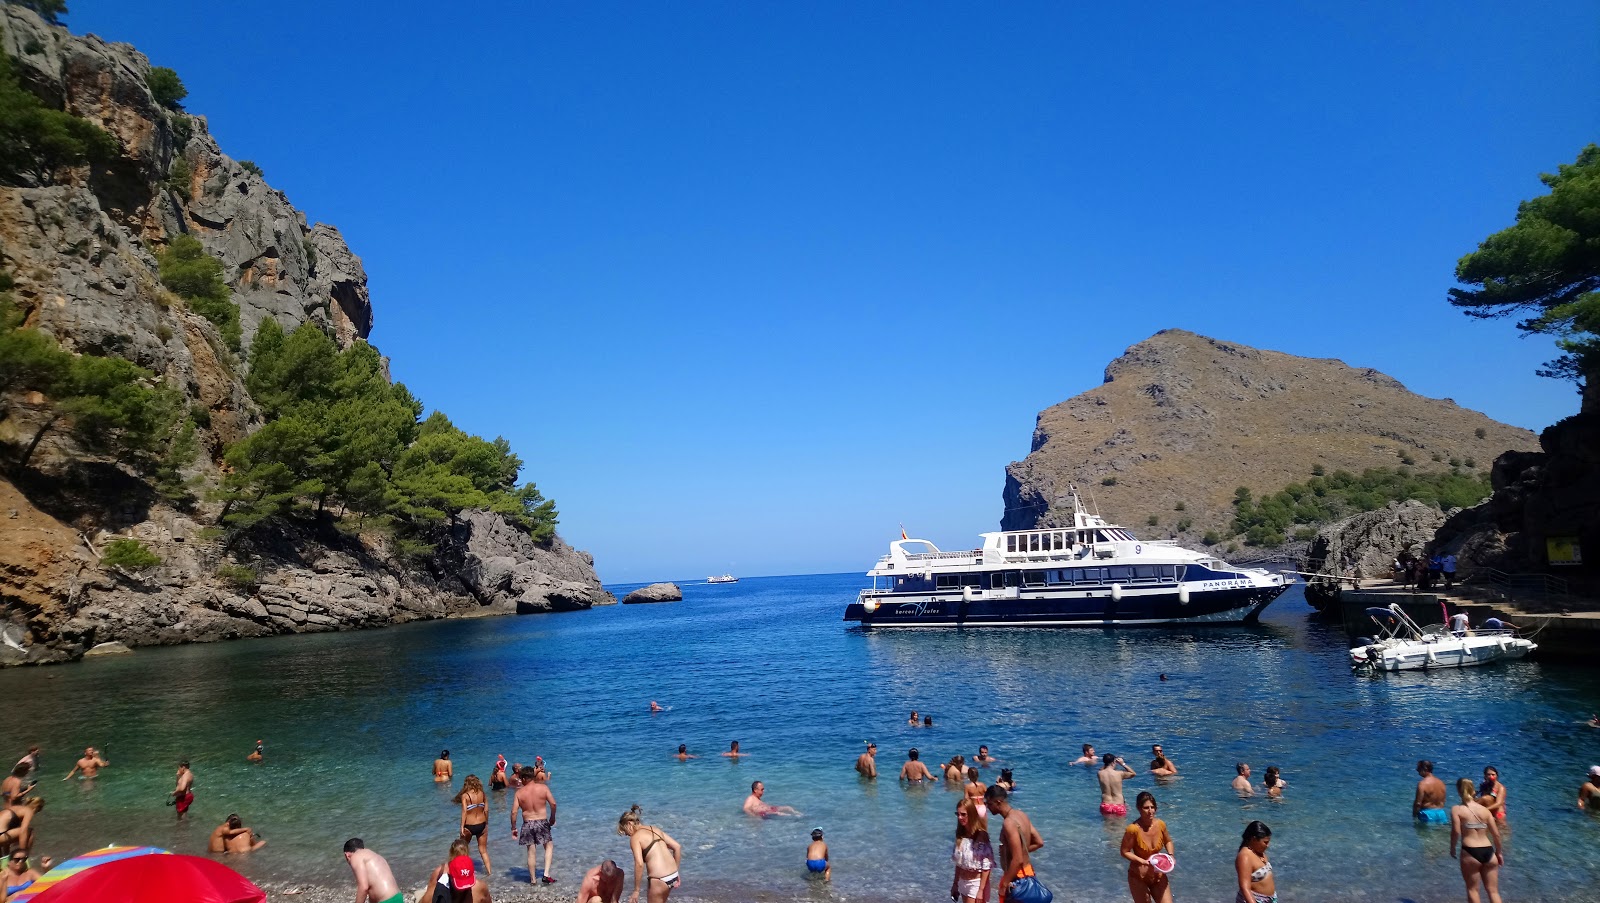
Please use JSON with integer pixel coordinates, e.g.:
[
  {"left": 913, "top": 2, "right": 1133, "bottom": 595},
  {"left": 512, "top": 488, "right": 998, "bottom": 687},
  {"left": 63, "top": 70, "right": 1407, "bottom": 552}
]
[
  {"left": 1234, "top": 821, "right": 1274, "bottom": 903},
  {"left": 0, "top": 799, "right": 42, "bottom": 857},
  {"left": 1477, "top": 765, "right": 1507, "bottom": 823},
  {"left": 490, "top": 756, "right": 508, "bottom": 792},
  {"left": 1262, "top": 768, "right": 1284, "bottom": 799},
  {"left": 965, "top": 768, "right": 988, "bottom": 818},
  {"left": 1450, "top": 777, "right": 1504, "bottom": 903},
  {"left": 619, "top": 805, "right": 681, "bottom": 903},
  {"left": 949, "top": 797, "right": 994, "bottom": 903},
  {"left": 454, "top": 774, "right": 491, "bottom": 876},
  {"left": 1120, "top": 791, "right": 1174, "bottom": 903}
]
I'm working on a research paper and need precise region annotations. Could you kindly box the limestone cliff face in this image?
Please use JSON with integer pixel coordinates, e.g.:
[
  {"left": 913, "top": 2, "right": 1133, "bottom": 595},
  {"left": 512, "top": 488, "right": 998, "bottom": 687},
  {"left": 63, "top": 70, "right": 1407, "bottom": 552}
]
[
  {"left": 1003, "top": 329, "right": 1541, "bottom": 542},
  {"left": 0, "top": 6, "right": 612, "bottom": 665}
]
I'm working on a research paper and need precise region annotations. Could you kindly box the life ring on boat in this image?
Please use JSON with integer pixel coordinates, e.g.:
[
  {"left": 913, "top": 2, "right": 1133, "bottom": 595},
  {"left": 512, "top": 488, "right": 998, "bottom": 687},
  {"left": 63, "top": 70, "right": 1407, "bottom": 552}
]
[
  {"left": 863, "top": 599, "right": 879, "bottom": 614},
  {"left": 1426, "top": 647, "right": 1437, "bottom": 665},
  {"left": 1110, "top": 584, "right": 1123, "bottom": 602},
  {"left": 1177, "top": 585, "right": 1190, "bottom": 605}
]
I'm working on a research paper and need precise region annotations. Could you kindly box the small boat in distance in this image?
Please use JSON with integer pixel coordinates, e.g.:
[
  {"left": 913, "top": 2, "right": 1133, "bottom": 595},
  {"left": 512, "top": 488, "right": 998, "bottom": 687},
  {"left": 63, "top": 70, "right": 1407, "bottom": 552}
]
[
  {"left": 843, "top": 488, "right": 1291, "bottom": 628},
  {"left": 706, "top": 574, "right": 739, "bottom": 584},
  {"left": 1350, "top": 604, "right": 1537, "bottom": 671}
]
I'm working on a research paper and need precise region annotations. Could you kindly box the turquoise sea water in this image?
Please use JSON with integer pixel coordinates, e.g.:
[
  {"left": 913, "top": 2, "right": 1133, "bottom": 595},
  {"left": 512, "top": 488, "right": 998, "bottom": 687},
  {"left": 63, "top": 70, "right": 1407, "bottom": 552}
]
[{"left": 2, "top": 573, "right": 1599, "bottom": 902}]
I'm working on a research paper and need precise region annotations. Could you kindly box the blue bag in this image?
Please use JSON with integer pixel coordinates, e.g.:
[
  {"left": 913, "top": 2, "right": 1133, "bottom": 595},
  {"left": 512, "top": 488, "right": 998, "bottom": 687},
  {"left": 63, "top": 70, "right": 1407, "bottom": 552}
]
[{"left": 1009, "top": 875, "right": 1053, "bottom": 903}]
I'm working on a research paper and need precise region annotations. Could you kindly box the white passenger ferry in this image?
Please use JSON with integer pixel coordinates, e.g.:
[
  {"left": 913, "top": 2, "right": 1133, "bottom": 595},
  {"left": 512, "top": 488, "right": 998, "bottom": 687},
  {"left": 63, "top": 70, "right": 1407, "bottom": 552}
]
[{"left": 844, "top": 490, "right": 1291, "bottom": 628}]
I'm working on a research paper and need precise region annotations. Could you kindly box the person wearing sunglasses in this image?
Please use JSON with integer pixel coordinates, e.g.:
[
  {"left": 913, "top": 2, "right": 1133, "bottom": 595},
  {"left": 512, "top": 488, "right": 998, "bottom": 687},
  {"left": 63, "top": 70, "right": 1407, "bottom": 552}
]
[{"left": 3, "top": 852, "right": 44, "bottom": 901}]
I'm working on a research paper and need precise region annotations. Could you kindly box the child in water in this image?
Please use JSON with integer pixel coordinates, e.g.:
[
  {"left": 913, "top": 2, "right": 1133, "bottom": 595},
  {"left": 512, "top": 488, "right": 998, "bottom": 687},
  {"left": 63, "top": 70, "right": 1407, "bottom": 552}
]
[{"left": 806, "top": 828, "right": 830, "bottom": 880}]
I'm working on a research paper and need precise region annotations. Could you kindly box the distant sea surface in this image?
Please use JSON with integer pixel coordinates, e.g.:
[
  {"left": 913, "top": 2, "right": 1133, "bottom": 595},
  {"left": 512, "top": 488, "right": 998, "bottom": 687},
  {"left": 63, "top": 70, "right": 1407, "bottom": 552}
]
[{"left": 3, "top": 573, "right": 1599, "bottom": 902}]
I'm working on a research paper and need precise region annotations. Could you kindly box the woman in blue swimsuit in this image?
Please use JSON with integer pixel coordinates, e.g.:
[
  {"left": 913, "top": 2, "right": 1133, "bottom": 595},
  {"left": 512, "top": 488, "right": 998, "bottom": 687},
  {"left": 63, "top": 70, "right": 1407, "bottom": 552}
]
[{"left": 3, "top": 852, "right": 42, "bottom": 901}]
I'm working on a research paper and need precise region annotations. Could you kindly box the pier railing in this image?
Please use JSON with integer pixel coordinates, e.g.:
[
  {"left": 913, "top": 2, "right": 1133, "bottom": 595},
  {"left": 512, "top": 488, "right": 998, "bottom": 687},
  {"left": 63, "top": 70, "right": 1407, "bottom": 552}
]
[{"left": 1457, "top": 567, "right": 1573, "bottom": 609}]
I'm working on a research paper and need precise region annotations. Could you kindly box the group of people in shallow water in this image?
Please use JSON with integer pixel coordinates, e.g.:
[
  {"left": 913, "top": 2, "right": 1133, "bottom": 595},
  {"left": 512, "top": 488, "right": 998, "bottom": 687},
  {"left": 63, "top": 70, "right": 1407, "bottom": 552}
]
[{"left": 8, "top": 713, "right": 1600, "bottom": 903}]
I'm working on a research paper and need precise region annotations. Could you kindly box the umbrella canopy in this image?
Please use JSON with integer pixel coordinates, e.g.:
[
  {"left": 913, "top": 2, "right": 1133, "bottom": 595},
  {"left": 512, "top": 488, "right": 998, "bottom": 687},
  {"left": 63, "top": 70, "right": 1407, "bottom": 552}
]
[
  {"left": 31, "top": 853, "right": 264, "bottom": 903},
  {"left": 10, "top": 846, "right": 169, "bottom": 903}
]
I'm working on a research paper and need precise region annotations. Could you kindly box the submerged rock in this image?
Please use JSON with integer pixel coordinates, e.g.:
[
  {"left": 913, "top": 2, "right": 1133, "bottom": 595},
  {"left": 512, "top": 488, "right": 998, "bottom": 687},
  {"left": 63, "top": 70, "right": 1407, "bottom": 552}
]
[{"left": 83, "top": 641, "right": 132, "bottom": 656}]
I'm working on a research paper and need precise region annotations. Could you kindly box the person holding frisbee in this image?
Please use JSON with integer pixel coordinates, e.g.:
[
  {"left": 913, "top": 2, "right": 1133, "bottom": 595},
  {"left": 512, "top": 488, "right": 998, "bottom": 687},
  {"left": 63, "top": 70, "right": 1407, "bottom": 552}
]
[{"left": 1120, "top": 791, "right": 1174, "bottom": 903}]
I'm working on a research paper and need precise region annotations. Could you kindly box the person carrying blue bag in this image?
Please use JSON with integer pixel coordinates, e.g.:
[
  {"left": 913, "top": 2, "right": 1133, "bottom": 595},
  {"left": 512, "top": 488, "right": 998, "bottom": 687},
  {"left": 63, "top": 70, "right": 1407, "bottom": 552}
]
[{"left": 984, "top": 785, "right": 1051, "bottom": 903}]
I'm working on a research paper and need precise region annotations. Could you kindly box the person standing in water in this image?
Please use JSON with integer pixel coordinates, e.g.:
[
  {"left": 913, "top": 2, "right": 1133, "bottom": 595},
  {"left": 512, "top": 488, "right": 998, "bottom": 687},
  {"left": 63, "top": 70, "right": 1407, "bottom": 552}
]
[
  {"left": 343, "top": 838, "right": 403, "bottom": 903},
  {"left": 455, "top": 774, "right": 492, "bottom": 876},
  {"left": 1148, "top": 745, "right": 1177, "bottom": 777},
  {"left": 1232, "top": 764, "right": 1253, "bottom": 796},
  {"left": 721, "top": 741, "right": 745, "bottom": 759},
  {"left": 805, "top": 827, "right": 830, "bottom": 881},
  {"left": 1120, "top": 791, "right": 1174, "bottom": 903},
  {"left": 855, "top": 743, "right": 877, "bottom": 778},
  {"left": 674, "top": 745, "right": 697, "bottom": 762},
  {"left": 490, "top": 756, "right": 508, "bottom": 791},
  {"left": 170, "top": 760, "right": 194, "bottom": 819},
  {"left": 1099, "top": 754, "right": 1138, "bottom": 817},
  {"left": 949, "top": 799, "right": 992, "bottom": 903},
  {"left": 1579, "top": 766, "right": 1600, "bottom": 809},
  {"left": 1234, "top": 821, "right": 1274, "bottom": 903},
  {"left": 985, "top": 785, "right": 1042, "bottom": 903},
  {"left": 511, "top": 766, "right": 557, "bottom": 883},
  {"left": 208, "top": 814, "right": 266, "bottom": 853},
  {"left": 900, "top": 749, "right": 934, "bottom": 782},
  {"left": 435, "top": 751, "right": 454, "bottom": 784},
  {"left": 1070, "top": 744, "right": 1097, "bottom": 766},
  {"left": 619, "top": 805, "right": 682, "bottom": 903},
  {"left": 62, "top": 748, "right": 108, "bottom": 781},
  {"left": 246, "top": 741, "right": 264, "bottom": 764},
  {"left": 1450, "top": 777, "right": 1504, "bottom": 903},
  {"left": 1477, "top": 765, "right": 1507, "bottom": 822},
  {"left": 1414, "top": 760, "right": 1448, "bottom": 824}
]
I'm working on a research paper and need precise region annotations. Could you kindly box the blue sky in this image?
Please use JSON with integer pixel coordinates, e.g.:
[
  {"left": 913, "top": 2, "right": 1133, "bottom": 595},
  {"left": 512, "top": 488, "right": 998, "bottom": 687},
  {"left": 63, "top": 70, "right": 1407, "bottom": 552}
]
[{"left": 69, "top": 0, "right": 1599, "bottom": 580}]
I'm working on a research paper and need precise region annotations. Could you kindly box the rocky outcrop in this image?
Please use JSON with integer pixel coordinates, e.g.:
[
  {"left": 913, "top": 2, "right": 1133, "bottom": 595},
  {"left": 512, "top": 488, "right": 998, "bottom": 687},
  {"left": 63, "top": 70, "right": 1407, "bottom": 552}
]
[
  {"left": 622, "top": 583, "right": 682, "bottom": 604},
  {"left": 1303, "top": 500, "right": 1455, "bottom": 581},
  {"left": 1003, "top": 329, "right": 1540, "bottom": 543},
  {"left": 0, "top": 8, "right": 609, "bottom": 663}
]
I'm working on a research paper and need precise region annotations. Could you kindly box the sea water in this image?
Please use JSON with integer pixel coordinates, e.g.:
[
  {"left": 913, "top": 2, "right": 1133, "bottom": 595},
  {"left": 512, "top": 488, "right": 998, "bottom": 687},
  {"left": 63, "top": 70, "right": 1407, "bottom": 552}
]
[{"left": 2, "top": 573, "right": 1598, "bottom": 902}]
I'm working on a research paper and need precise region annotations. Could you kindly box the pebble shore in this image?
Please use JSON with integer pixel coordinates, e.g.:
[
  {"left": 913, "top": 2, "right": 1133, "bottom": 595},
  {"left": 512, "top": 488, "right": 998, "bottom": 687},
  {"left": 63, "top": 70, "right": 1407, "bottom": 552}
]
[{"left": 257, "top": 879, "right": 579, "bottom": 903}]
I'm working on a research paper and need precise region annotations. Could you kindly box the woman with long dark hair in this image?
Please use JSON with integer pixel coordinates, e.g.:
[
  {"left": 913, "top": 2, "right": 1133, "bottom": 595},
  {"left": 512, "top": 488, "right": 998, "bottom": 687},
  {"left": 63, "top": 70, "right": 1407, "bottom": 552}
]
[{"left": 1234, "top": 821, "right": 1274, "bottom": 903}]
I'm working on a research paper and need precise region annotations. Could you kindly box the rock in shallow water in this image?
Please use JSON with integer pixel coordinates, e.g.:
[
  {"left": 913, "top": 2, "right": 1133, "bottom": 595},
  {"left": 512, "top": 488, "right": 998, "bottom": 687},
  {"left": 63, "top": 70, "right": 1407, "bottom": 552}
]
[
  {"left": 622, "top": 582, "right": 682, "bottom": 604},
  {"left": 83, "top": 641, "right": 132, "bottom": 656}
]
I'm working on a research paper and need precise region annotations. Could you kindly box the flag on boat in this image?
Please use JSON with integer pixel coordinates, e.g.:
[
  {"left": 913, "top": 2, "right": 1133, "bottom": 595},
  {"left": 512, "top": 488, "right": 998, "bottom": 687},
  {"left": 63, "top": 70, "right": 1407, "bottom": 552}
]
[{"left": 900, "top": 524, "right": 907, "bottom": 540}]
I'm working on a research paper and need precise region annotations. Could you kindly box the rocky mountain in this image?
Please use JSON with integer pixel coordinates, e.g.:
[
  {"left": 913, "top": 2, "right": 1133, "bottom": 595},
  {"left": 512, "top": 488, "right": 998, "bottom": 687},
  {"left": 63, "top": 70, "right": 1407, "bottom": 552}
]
[
  {"left": 1002, "top": 329, "right": 1541, "bottom": 543},
  {"left": 0, "top": 5, "right": 611, "bottom": 665}
]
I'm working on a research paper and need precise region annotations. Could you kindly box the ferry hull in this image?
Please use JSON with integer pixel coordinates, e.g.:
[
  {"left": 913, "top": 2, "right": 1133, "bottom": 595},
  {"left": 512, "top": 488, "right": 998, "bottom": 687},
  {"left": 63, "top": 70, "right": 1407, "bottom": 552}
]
[{"left": 842, "top": 584, "right": 1288, "bottom": 628}]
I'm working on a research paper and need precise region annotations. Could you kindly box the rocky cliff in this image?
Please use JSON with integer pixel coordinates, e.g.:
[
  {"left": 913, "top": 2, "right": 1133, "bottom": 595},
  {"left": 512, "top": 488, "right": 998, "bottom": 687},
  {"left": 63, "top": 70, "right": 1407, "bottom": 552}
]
[
  {"left": 0, "top": 6, "right": 612, "bottom": 665},
  {"left": 1003, "top": 329, "right": 1541, "bottom": 543}
]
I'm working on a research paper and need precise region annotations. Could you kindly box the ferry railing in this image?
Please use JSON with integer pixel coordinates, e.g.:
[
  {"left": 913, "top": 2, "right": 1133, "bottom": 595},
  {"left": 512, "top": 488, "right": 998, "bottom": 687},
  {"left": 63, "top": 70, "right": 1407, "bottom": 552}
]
[
  {"left": 1455, "top": 567, "right": 1573, "bottom": 608},
  {"left": 903, "top": 550, "right": 983, "bottom": 561}
]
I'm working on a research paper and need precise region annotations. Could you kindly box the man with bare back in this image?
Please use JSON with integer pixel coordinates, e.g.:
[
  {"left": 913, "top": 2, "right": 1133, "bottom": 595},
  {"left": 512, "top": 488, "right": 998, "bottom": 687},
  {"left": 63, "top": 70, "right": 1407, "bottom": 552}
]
[{"left": 511, "top": 766, "right": 558, "bottom": 883}]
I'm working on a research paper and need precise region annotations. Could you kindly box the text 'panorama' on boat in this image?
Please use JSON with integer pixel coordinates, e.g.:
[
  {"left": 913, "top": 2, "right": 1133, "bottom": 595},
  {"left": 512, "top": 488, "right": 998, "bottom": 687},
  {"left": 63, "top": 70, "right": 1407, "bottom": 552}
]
[
  {"left": 843, "top": 489, "right": 1292, "bottom": 628},
  {"left": 1349, "top": 604, "right": 1537, "bottom": 672}
]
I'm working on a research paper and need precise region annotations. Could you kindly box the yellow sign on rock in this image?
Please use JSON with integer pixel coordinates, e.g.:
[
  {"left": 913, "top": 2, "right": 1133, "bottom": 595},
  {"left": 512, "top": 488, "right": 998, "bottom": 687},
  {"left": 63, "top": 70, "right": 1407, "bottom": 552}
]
[{"left": 1547, "top": 536, "right": 1583, "bottom": 566}]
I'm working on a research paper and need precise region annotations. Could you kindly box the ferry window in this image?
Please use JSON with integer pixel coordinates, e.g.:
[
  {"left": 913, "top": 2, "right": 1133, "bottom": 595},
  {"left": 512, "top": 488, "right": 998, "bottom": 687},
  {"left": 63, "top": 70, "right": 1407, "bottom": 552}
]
[
  {"left": 991, "top": 572, "right": 1005, "bottom": 590},
  {"left": 1076, "top": 568, "right": 1099, "bottom": 584},
  {"left": 1026, "top": 534, "right": 1038, "bottom": 552},
  {"left": 1007, "top": 536, "right": 1017, "bottom": 553},
  {"left": 1134, "top": 565, "right": 1158, "bottom": 581},
  {"left": 1107, "top": 566, "right": 1133, "bottom": 582},
  {"left": 1004, "top": 571, "right": 1021, "bottom": 588},
  {"left": 895, "top": 577, "right": 906, "bottom": 588},
  {"left": 1023, "top": 570, "right": 1046, "bottom": 587},
  {"left": 1161, "top": 565, "right": 1177, "bottom": 580},
  {"left": 1051, "top": 532, "right": 1062, "bottom": 549},
  {"left": 962, "top": 574, "right": 983, "bottom": 587},
  {"left": 936, "top": 575, "right": 960, "bottom": 589}
]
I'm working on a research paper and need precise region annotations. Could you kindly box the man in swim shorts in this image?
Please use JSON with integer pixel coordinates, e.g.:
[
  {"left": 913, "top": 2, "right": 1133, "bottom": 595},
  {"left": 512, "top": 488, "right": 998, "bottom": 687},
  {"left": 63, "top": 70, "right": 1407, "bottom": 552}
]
[
  {"left": 512, "top": 766, "right": 558, "bottom": 883},
  {"left": 171, "top": 760, "right": 194, "bottom": 818},
  {"left": 343, "top": 838, "right": 402, "bottom": 903},
  {"left": 986, "top": 784, "right": 1042, "bottom": 903},
  {"left": 1098, "top": 753, "right": 1137, "bottom": 816},
  {"left": 855, "top": 743, "right": 877, "bottom": 778},
  {"left": 1413, "top": 759, "right": 1448, "bottom": 823}
]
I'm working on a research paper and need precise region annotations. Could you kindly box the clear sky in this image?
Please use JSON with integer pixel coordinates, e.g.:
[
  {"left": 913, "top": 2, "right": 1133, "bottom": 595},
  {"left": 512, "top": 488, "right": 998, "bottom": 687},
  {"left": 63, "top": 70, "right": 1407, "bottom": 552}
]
[{"left": 67, "top": 0, "right": 1600, "bottom": 581}]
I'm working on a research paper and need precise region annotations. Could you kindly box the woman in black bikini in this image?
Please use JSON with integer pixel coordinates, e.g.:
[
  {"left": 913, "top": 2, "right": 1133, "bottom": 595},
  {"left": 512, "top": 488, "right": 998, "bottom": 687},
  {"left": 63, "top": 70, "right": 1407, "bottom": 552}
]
[
  {"left": 0, "top": 799, "right": 42, "bottom": 857},
  {"left": 1449, "top": 777, "right": 1503, "bottom": 903},
  {"left": 454, "top": 775, "right": 491, "bottom": 876},
  {"left": 618, "top": 805, "right": 682, "bottom": 903}
]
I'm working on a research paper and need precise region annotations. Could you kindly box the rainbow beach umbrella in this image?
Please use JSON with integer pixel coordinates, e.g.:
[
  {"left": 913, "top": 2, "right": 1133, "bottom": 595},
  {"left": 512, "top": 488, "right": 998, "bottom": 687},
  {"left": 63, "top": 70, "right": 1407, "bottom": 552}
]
[{"left": 9, "top": 846, "right": 168, "bottom": 902}]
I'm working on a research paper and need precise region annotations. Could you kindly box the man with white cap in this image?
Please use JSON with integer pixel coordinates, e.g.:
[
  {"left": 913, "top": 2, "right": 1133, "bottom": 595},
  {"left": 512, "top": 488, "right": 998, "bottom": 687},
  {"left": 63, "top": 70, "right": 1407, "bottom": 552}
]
[{"left": 1579, "top": 766, "right": 1600, "bottom": 810}]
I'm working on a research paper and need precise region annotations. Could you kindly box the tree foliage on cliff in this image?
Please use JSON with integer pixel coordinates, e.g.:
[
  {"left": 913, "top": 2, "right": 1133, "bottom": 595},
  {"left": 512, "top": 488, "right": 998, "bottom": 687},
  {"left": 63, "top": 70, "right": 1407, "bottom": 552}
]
[
  {"left": 144, "top": 66, "right": 186, "bottom": 111},
  {"left": 158, "top": 234, "right": 240, "bottom": 350},
  {"left": 1450, "top": 144, "right": 1600, "bottom": 396},
  {"left": 0, "top": 45, "right": 117, "bottom": 185},
  {"left": 0, "top": 296, "right": 183, "bottom": 474},
  {"left": 218, "top": 321, "right": 557, "bottom": 550},
  {"left": 1231, "top": 467, "right": 1492, "bottom": 546}
]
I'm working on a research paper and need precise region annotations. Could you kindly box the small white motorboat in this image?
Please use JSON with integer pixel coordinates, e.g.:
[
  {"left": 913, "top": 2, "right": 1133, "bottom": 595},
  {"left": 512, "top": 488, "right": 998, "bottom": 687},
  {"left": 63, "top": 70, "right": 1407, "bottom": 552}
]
[{"left": 1350, "top": 604, "right": 1536, "bottom": 672}]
